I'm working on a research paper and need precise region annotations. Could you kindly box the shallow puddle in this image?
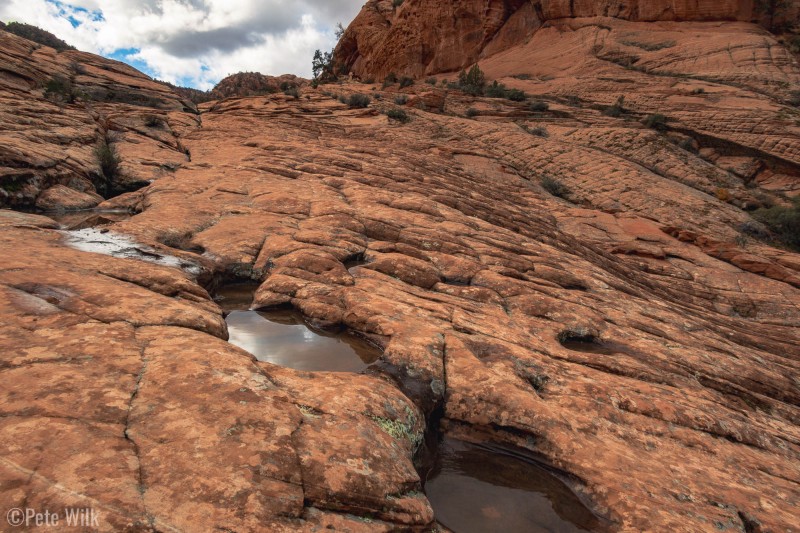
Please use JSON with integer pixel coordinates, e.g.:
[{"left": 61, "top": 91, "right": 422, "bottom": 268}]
[
  {"left": 226, "top": 310, "right": 381, "bottom": 372},
  {"left": 62, "top": 228, "right": 201, "bottom": 275},
  {"left": 216, "top": 283, "right": 381, "bottom": 372},
  {"left": 425, "top": 438, "right": 602, "bottom": 533}
]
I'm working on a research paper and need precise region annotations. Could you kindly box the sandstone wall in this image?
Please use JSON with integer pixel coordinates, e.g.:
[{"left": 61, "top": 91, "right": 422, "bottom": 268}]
[{"left": 336, "top": 0, "right": 795, "bottom": 79}]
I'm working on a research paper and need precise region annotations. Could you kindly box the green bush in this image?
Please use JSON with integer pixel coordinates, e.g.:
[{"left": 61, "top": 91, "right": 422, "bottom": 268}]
[
  {"left": 394, "top": 95, "right": 408, "bottom": 105},
  {"left": 383, "top": 72, "right": 398, "bottom": 88},
  {"left": 506, "top": 88, "right": 526, "bottom": 101},
  {"left": 387, "top": 108, "right": 410, "bottom": 123},
  {"left": 399, "top": 76, "right": 414, "bottom": 89},
  {"left": 283, "top": 87, "right": 300, "bottom": 99},
  {"left": 144, "top": 114, "right": 164, "bottom": 128},
  {"left": 457, "top": 65, "right": 486, "bottom": 96},
  {"left": 603, "top": 96, "right": 626, "bottom": 117},
  {"left": 392, "top": 0, "right": 404, "bottom": 7},
  {"left": 752, "top": 196, "right": 800, "bottom": 250},
  {"left": 524, "top": 126, "right": 548, "bottom": 137},
  {"left": 347, "top": 94, "right": 371, "bottom": 108},
  {"left": 426, "top": 77, "right": 437, "bottom": 85},
  {"left": 95, "top": 138, "right": 121, "bottom": 197},
  {"left": 530, "top": 101, "right": 549, "bottom": 112},
  {"left": 484, "top": 80, "right": 525, "bottom": 101},
  {"left": 44, "top": 75, "right": 75, "bottom": 104},
  {"left": 541, "top": 176, "right": 570, "bottom": 199},
  {"left": 485, "top": 81, "right": 506, "bottom": 98},
  {"left": 465, "top": 108, "right": 479, "bottom": 118},
  {"left": 643, "top": 113, "right": 668, "bottom": 130}
]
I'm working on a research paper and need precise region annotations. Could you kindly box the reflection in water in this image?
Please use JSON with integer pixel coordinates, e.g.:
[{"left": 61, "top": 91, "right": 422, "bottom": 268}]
[
  {"left": 214, "top": 283, "right": 261, "bottom": 313},
  {"left": 226, "top": 310, "right": 381, "bottom": 372},
  {"left": 48, "top": 209, "right": 132, "bottom": 230},
  {"left": 425, "top": 438, "right": 601, "bottom": 533}
]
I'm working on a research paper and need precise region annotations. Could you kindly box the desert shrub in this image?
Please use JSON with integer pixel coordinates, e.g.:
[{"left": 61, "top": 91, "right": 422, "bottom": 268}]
[
  {"left": 691, "top": 88, "right": 706, "bottom": 95},
  {"left": 426, "top": 77, "right": 437, "bottom": 85},
  {"left": 674, "top": 137, "right": 698, "bottom": 153},
  {"left": 465, "top": 108, "right": 479, "bottom": 118},
  {"left": 312, "top": 49, "right": 335, "bottom": 82},
  {"left": 144, "top": 114, "right": 164, "bottom": 128},
  {"left": 457, "top": 65, "right": 486, "bottom": 96},
  {"left": 524, "top": 125, "right": 548, "bottom": 137},
  {"left": 95, "top": 137, "right": 121, "bottom": 197},
  {"left": 643, "top": 113, "right": 668, "bottom": 130},
  {"left": 566, "top": 95, "right": 581, "bottom": 106},
  {"left": 387, "top": 108, "right": 410, "bottom": 123},
  {"left": 394, "top": 95, "right": 408, "bottom": 105},
  {"left": 529, "top": 101, "right": 549, "bottom": 112},
  {"left": 338, "top": 95, "right": 348, "bottom": 104},
  {"left": 506, "top": 88, "right": 526, "bottom": 101},
  {"left": 399, "top": 76, "right": 414, "bottom": 89},
  {"left": 752, "top": 196, "right": 800, "bottom": 249},
  {"left": 485, "top": 81, "right": 506, "bottom": 98},
  {"left": 283, "top": 87, "right": 299, "bottom": 99},
  {"left": 788, "top": 90, "right": 800, "bottom": 107},
  {"left": 541, "top": 176, "right": 570, "bottom": 198},
  {"left": 382, "top": 72, "right": 398, "bottom": 88},
  {"left": 347, "top": 94, "right": 371, "bottom": 108},
  {"left": 44, "top": 75, "right": 75, "bottom": 104},
  {"left": 512, "top": 73, "right": 532, "bottom": 80},
  {"left": 602, "top": 96, "right": 626, "bottom": 117},
  {"left": 393, "top": 0, "right": 404, "bottom": 7}
]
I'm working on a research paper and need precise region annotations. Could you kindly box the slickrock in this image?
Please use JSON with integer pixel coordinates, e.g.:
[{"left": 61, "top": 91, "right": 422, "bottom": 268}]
[{"left": 1, "top": 5, "right": 800, "bottom": 533}]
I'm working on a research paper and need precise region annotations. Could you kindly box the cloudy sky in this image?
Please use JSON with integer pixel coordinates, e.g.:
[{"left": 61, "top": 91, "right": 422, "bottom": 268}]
[{"left": 0, "top": 0, "right": 364, "bottom": 89}]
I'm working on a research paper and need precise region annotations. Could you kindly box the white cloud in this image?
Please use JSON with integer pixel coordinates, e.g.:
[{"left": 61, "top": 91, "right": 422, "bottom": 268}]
[{"left": 0, "top": 0, "right": 364, "bottom": 89}]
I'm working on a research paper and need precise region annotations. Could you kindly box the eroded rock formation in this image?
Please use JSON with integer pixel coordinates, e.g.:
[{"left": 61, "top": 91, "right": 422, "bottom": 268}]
[
  {"left": 1, "top": 7, "right": 800, "bottom": 533},
  {"left": 336, "top": 0, "right": 798, "bottom": 79}
]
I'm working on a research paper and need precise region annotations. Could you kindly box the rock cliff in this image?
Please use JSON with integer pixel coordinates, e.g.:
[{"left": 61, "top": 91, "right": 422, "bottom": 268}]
[{"left": 336, "top": 0, "right": 796, "bottom": 79}]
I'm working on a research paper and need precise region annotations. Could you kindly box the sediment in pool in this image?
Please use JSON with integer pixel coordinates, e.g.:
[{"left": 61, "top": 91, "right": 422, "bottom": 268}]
[{"left": 422, "top": 437, "right": 605, "bottom": 533}]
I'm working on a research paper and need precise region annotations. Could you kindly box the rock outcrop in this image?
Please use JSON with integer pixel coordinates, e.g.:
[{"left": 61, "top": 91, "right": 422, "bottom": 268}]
[
  {"left": 210, "top": 72, "right": 307, "bottom": 100},
  {"left": 336, "top": 0, "right": 798, "bottom": 79},
  {"left": 0, "top": 29, "right": 195, "bottom": 209},
  {"left": 1, "top": 8, "right": 800, "bottom": 533}
]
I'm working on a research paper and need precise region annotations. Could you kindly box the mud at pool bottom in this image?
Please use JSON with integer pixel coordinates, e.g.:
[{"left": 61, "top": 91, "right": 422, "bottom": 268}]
[{"left": 424, "top": 437, "right": 603, "bottom": 533}]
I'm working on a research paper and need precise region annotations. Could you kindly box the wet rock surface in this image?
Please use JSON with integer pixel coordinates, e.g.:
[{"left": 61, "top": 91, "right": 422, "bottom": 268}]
[{"left": 1, "top": 10, "right": 800, "bottom": 533}]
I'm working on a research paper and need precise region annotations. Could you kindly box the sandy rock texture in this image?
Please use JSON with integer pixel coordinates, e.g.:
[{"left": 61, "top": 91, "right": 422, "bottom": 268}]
[
  {"left": 0, "top": 30, "right": 195, "bottom": 209},
  {"left": 336, "top": 0, "right": 797, "bottom": 80},
  {"left": 1, "top": 6, "right": 800, "bottom": 533}
]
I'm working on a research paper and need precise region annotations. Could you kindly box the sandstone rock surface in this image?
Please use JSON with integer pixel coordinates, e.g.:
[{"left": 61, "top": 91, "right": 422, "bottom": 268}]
[{"left": 1, "top": 8, "right": 800, "bottom": 533}]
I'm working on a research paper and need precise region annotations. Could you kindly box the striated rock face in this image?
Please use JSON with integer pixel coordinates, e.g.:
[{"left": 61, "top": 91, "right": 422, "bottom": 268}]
[
  {"left": 336, "top": 0, "right": 794, "bottom": 79},
  {"left": 210, "top": 72, "right": 307, "bottom": 100},
  {"left": 1, "top": 9, "right": 800, "bottom": 533},
  {"left": 0, "top": 30, "right": 195, "bottom": 209}
]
